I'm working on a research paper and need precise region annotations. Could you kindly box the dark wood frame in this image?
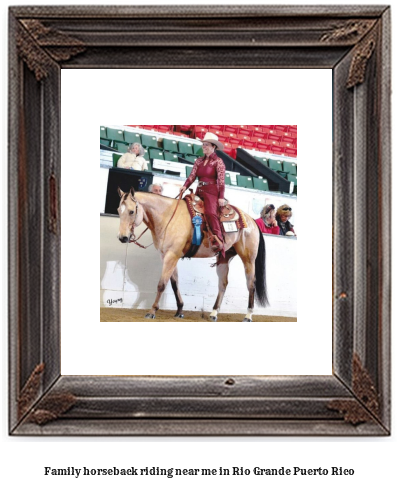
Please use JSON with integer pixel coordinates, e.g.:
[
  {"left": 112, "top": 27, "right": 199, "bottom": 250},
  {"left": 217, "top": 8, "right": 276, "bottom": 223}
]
[{"left": 9, "top": 5, "right": 391, "bottom": 435}]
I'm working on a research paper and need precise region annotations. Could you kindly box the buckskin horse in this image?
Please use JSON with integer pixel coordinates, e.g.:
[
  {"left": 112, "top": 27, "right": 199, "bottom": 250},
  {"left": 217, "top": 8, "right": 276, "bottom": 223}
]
[{"left": 117, "top": 187, "right": 268, "bottom": 322}]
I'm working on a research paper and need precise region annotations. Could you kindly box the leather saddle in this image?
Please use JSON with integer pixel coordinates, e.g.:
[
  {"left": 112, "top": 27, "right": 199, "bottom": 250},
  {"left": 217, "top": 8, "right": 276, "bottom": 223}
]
[
  {"left": 183, "top": 191, "right": 247, "bottom": 258},
  {"left": 184, "top": 192, "right": 240, "bottom": 223}
]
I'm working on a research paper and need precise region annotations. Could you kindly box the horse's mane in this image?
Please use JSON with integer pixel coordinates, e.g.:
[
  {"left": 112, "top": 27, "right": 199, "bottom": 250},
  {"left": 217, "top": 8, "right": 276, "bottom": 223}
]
[
  {"left": 136, "top": 191, "right": 179, "bottom": 204},
  {"left": 121, "top": 191, "right": 176, "bottom": 202}
]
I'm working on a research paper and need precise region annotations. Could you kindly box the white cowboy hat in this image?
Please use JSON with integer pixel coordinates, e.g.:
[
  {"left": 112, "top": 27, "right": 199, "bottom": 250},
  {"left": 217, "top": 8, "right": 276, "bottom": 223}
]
[{"left": 201, "top": 132, "right": 224, "bottom": 150}]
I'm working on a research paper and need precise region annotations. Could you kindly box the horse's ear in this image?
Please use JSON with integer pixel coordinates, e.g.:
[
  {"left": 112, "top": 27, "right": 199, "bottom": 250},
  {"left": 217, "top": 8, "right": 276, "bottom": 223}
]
[
  {"left": 129, "top": 187, "right": 135, "bottom": 198},
  {"left": 117, "top": 187, "right": 124, "bottom": 197}
]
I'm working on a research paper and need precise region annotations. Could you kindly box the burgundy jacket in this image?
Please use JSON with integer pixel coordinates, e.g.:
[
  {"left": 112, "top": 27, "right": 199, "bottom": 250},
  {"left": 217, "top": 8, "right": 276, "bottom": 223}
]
[{"left": 184, "top": 152, "right": 226, "bottom": 199}]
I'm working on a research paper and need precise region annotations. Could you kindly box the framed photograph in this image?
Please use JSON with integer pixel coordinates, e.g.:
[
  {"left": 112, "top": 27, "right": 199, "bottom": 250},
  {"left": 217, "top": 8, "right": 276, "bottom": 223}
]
[{"left": 9, "top": 5, "right": 390, "bottom": 435}]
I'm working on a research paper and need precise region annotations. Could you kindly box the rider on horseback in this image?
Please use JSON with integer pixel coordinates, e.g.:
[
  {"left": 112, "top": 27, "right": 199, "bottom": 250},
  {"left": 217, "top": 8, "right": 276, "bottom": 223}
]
[{"left": 180, "top": 133, "right": 226, "bottom": 254}]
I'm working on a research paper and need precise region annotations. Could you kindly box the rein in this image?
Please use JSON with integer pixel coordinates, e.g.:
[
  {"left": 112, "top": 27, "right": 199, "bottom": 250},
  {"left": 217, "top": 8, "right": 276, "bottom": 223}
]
[
  {"left": 129, "top": 226, "right": 152, "bottom": 249},
  {"left": 128, "top": 197, "right": 152, "bottom": 249},
  {"left": 128, "top": 191, "right": 183, "bottom": 249},
  {"left": 160, "top": 190, "right": 184, "bottom": 242}
]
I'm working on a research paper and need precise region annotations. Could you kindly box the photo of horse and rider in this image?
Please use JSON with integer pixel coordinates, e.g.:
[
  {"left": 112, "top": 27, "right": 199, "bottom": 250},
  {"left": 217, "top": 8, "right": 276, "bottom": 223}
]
[{"left": 100, "top": 125, "right": 297, "bottom": 322}]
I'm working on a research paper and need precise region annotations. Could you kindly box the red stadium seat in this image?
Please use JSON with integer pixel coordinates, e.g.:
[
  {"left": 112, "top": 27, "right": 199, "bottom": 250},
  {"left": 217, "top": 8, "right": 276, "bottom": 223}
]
[
  {"left": 251, "top": 135, "right": 265, "bottom": 141},
  {"left": 282, "top": 135, "right": 296, "bottom": 144},
  {"left": 252, "top": 129, "right": 268, "bottom": 139},
  {"left": 286, "top": 148, "right": 297, "bottom": 157},
  {"left": 256, "top": 142, "right": 271, "bottom": 152},
  {"left": 241, "top": 135, "right": 253, "bottom": 145},
  {"left": 271, "top": 144, "right": 285, "bottom": 154},
  {"left": 265, "top": 139, "right": 281, "bottom": 147},
  {"left": 238, "top": 127, "right": 252, "bottom": 137},
  {"left": 274, "top": 125, "right": 289, "bottom": 132},
  {"left": 224, "top": 125, "right": 238, "bottom": 134},
  {"left": 222, "top": 141, "right": 236, "bottom": 157},
  {"left": 193, "top": 125, "right": 209, "bottom": 135},
  {"left": 268, "top": 129, "right": 285, "bottom": 138},
  {"left": 266, "top": 133, "right": 282, "bottom": 143},
  {"left": 229, "top": 136, "right": 243, "bottom": 148},
  {"left": 261, "top": 125, "right": 274, "bottom": 132},
  {"left": 209, "top": 125, "right": 224, "bottom": 132},
  {"left": 283, "top": 142, "right": 297, "bottom": 150},
  {"left": 241, "top": 140, "right": 256, "bottom": 151},
  {"left": 224, "top": 147, "right": 237, "bottom": 159}
]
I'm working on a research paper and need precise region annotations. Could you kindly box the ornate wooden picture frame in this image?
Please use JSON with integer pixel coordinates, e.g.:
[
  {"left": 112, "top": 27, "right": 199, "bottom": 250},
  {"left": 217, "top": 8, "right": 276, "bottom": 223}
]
[{"left": 9, "top": 5, "right": 391, "bottom": 435}]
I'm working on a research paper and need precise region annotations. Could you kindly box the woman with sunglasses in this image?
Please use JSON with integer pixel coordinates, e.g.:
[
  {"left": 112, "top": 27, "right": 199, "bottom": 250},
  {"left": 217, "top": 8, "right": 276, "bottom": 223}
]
[{"left": 276, "top": 204, "right": 296, "bottom": 236}]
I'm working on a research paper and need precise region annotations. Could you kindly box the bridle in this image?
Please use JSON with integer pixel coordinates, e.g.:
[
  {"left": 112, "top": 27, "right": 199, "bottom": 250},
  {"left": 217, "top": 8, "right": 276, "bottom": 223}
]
[
  {"left": 124, "top": 195, "right": 152, "bottom": 249},
  {"left": 122, "top": 191, "right": 184, "bottom": 249}
]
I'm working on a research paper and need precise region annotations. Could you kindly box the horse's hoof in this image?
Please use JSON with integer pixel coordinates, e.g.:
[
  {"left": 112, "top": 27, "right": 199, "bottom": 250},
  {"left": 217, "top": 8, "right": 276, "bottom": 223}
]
[
  {"left": 210, "top": 316, "right": 218, "bottom": 322},
  {"left": 174, "top": 313, "right": 184, "bottom": 318},
  {"left": 242, "top": 318, "right": 252, "bottom": 322},
  {"left": 145, "top": 313, "right": 155, "bottom": 319}
]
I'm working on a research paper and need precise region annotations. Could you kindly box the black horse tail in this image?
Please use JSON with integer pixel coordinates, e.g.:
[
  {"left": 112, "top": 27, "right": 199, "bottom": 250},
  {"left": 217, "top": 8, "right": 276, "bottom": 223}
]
[{"left": 255, "top": 225, "right": 268, "bottom": 306}]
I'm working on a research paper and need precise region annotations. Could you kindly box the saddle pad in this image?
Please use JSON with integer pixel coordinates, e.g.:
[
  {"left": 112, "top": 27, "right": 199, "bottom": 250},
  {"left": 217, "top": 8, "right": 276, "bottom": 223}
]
[{"left": 220, "top": 204, "right": 247, "bottom": 230}]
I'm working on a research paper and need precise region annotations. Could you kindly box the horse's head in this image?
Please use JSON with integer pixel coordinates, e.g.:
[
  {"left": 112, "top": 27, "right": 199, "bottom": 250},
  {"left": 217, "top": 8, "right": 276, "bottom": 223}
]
[{"left": 117, "top": 187, "right": 144, "bottom": 243}]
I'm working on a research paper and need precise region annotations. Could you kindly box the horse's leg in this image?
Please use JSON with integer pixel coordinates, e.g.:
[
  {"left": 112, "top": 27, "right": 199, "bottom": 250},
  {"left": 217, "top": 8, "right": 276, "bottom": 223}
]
[
  {"left": 234, "top": 232, "right": 258, "bottom": 322},
  {"left": 210, "top": 249, "right": 237, "bottom": 322},
  {"left": 145, "top": 251, "right": 179, "bottom": 319},
  {"left": 170, "top": 267, "right": 184, "bottom": 318},
  {"left": 241, "top": 258, "right": 256, "bottom": 322}
]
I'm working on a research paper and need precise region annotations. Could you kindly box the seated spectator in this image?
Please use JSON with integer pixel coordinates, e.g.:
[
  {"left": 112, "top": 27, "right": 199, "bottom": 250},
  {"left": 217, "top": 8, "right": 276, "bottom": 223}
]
[
  {"left": 117, "top": 143, "right": 148, "bottom": 171},
  {"left": 148, "top": 183, "right": 163, "bottom": 195},
  {"left": 276, "top": 204, "right": 296, "bottom": 236},
  {"left": 255, "top": 204, "right": 280, "bottom": 235}
]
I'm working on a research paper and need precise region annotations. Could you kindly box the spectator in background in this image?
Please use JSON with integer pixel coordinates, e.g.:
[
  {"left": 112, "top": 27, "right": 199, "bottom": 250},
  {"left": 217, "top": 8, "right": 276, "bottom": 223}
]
[
  {"left": 276, "top": 204, "right": 296, "bottom": 236},
  {"left": 149, "top": 183, "right": 163, "bottom": 195},
  {"left": 117, "top": 143, "right": 148, "bottom": 171},
  {"left": 255, "top": 204, "right": 280, "bottom": 235}
]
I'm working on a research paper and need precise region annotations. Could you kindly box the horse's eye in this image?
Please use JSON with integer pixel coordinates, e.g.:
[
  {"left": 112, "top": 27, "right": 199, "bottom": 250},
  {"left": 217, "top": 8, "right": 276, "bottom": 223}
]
[{"left": 129, "top": 210, "right": 134, "bottom": 215}]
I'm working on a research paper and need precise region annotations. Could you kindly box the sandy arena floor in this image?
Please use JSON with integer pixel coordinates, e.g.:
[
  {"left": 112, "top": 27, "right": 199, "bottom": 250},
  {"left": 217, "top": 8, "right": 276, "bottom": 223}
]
[{"left": 101, "top": 308, "right": 296, "bottom": 322}]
